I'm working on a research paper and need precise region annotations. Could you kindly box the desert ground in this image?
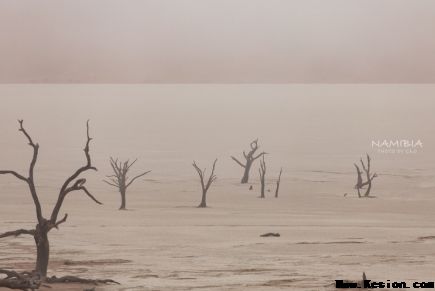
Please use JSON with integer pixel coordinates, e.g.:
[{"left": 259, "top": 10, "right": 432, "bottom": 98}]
[
  {"left": 1, "top": 85, "right": 435, "bottom": 290},
  {"left": 2, "top": 174, "right": 435, "bottom": 290}
]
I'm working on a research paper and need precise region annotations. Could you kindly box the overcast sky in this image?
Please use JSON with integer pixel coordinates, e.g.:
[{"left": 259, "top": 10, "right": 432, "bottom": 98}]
[{"left": 1, "top": 0, "right": 435, "bottom": 83}]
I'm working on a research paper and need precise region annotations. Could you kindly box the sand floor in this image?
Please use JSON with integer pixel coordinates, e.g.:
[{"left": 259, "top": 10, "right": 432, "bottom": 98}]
[{"left": 2, "top": 176, "right": 435, "bottom": 291}]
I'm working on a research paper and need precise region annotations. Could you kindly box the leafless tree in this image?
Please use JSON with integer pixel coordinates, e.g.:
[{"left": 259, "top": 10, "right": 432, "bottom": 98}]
[
  {"left": 231, "top": 139, "right": 267, "bottom": 184},
  {"left": 103, "top": 158, "right": 151, "bottom": 210},
  {"left": 275, "top": 168, "right": 282, "bottom": 198},
  {"left": 192, "top": 159, "right": 218, "bottom": 208},
  {"left": 354, "top": 154, "right": 378, "bottom": 198},
  {"left": 0, "top": 120, "right": 117, "bottom": 288},
  {"left": 258, "top": 156, "right": 266, "bottom": 198}
]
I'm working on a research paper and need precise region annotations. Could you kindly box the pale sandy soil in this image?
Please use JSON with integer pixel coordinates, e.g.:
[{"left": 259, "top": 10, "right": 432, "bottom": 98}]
[{"left": 2, "top": 174, "right": 435, "bottom": 291}]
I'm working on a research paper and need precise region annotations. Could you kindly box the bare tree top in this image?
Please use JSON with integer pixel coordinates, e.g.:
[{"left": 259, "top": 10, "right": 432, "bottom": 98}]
[
  {"left": 0, "top": 120, "right": 102, "bottom": 236},
  {"left": 192, "top": 159, "right": 218, "bottom": 193},
  {"left": 231, "top": 139, "right": 267, "bottom": 168},
  {"left": 103, "top": 157, "right": 151, "bottom": 189}
]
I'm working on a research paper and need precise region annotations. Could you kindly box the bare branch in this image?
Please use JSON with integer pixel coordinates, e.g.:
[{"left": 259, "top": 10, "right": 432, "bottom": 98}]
[
  {"left": 126, "top": 158, "right": 138, "bottom": 172},
  {"left": 84, "top": 120, "right": 93, "bottom": 167},
  {"left": 253, "top": 151, "right": 267, "bottom": 160},
  {"left": 51, "top": 121, "right": 98, "bottom": 223},
  {"left": 18, "top": 120, "right": 36, "bottom": 146},
  {"left": 0, "top": 228, "right": 35, "bottom": 239},
  {"left": 354, "top": 154, "right": 377, "bottom": 197},
  {"left": 13, "top": 120, "right": 44, "bottom": 223},
  {"left": 52, "top": 213, "right": 68, "bottom": 230},
  {"left": 231, "top": 156, "right": 246, "bottom": 168},
  {"left": 78, "top": 186, "right": 102, "bottom": 205},
  {"left": 205, "top": 159, "right": 218, "bottom": 191},
  {"left": 18, "top": 119, "right": 39, "bottom": 179},
  {"left": 103, "top": 180, "right": 119, "bottom": 188},
  {"left": 354, "top": 163, "right": 362, "bottom": 173},
  {"left": 360, "top": 158, "right": 367, "bottom": 173},
  {"left": 0, "top": 170, "right": 27, "bottom": 182},
  {"left": 192, "top": 161, "right": 205, "bottom": 190},
  {"left": 126, "top": 170, "right": 151, "bottom": 188},
  {"left": 46, "top": 275, "right": 119, "bottom": 285},
  {"left": 109, "top": 157, "right": 121, "bottom": 176}
]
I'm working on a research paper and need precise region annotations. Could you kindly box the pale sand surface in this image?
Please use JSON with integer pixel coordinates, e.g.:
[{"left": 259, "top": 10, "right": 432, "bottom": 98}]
[{"left": 1, "top": 176, "right": 435, "bottom": 290}]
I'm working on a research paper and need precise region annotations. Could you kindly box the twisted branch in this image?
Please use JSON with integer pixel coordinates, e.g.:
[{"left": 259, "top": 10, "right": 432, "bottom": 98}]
[
  {"left": 0, "top": 120, "right": 43, "bottom": 223},
  {"left": 50, "top": 120, "right": 98, "bottom": 224}
]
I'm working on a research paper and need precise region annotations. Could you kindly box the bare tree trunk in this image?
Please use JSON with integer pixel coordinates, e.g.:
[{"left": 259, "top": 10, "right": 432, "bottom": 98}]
[
  {"left": 259, "top": 156, "right": 266, "bottom": 198},
  {"left": 364, "top": 182, "right": 372, "bottom": 197},
  {"left": 34, "top": 227, "right": 49, "bottom": 278},
  {"left": 260, "top": 180, "right": 265, "bottom": 198},
  {"left": 275, "top": 168, "right": 282, "bottom": 198},
  {"left": 119, "top": 187, "right": 127, "bottom": 210},
  {"left": 199, "top": 191, "right": 207, "bottom": 208},
  {"left": 241, "top": 161, "right": 252, "bottom": 183}
]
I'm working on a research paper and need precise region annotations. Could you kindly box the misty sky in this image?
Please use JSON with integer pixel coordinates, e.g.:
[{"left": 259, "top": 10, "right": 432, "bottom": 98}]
[{"left": 1, "top": 0, "right": 435, "bottom": 83}]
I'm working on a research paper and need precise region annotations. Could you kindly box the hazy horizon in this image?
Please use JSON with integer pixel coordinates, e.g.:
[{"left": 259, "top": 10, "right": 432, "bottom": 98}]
[
  {"left": 1, "top": 0, "right": 435, "bottom": 83},
  {"left": 1, "top": 84, "right": 434, "bottom": 180}
]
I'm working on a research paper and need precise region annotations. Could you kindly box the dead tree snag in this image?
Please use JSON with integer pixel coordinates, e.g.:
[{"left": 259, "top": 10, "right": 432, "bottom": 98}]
[
  {"left": 0, "top": 120, "right": 116, "bottom": 287},
  {"left": 192, "top": 159, "right": 218, "bottom": 208},
  {"left": 258, "top": 156, "right": 266, "bottom": 198},
  {"left": 354, "top": 154, "right": 378, "bottom": 198},
  {"left": 103, "top": 158, "right": 151, "bottom": 210},
  {"left": 275, "top": 168, "right": 282, "bottom": 198},
  {"left": 231, "top": 139, "right": 266, "bottom": 184}
]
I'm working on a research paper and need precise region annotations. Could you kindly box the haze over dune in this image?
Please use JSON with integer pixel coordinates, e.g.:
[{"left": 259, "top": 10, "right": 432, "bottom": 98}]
[{"left": 1, "top": 0, "right": 435, "bottom": 83}]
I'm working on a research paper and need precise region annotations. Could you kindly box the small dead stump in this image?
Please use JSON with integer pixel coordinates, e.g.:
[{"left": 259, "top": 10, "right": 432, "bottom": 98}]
[{"left": 260, "top": 233, "right": 280, "bottom": 237}]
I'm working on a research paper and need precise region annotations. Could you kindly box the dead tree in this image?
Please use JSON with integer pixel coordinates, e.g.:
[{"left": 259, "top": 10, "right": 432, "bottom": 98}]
[
  {"left": 354, "top": 154, "right": 378, "bottom": 198},
  {"left": 258, "top": 156, "right": 266, "bottom": 198},
  {"left": 192, "top": 159, "right": 217, "bottom": 208},
  {"left": 275, "top": 168, "right": 282, "bottom": 198},
  {"left": 0, "top": 120, "right": 116, "bottom": 287},
  {"left": 231, "top": 139, "right": 267, "bottom": 184},
  {"left": 103, "top": 158, "right": 151, "bottom": 210}
]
